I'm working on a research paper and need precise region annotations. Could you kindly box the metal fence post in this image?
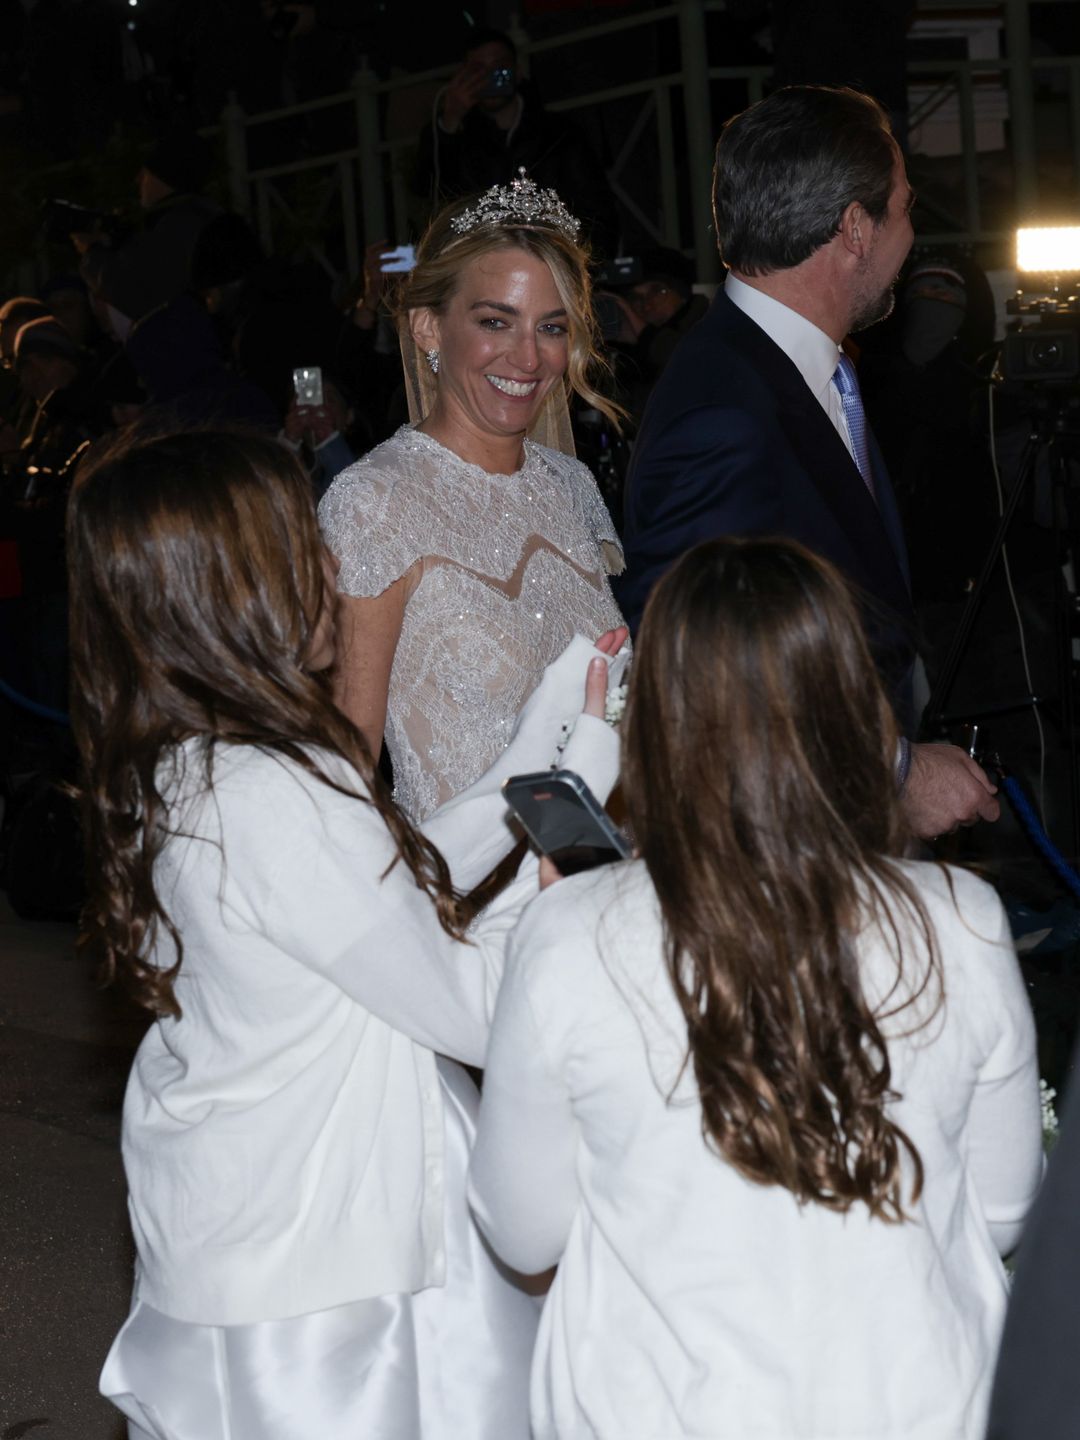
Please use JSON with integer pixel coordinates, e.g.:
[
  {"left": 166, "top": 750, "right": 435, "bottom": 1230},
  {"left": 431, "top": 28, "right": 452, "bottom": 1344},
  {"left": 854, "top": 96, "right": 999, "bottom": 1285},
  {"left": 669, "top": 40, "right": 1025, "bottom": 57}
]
[
  {"left": 222, "top": 91, "right": 251, "bottom": 218},
  {"left": 677, "top": 0, "right": 720, "bottom": 282},
  {"left": 1005, "top": 0, "right": 1039, "bottom": 216},
  {"left": 354, "top": 60, "right": 387, "bottom": 243},
  {"left": 508, "top": 13, "right": 531, "bottom": 77}
]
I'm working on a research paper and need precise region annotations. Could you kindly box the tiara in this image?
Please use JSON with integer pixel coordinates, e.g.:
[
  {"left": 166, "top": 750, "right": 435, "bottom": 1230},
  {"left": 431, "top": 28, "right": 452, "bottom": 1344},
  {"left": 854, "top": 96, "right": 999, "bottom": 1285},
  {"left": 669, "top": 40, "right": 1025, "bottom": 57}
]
[{"left": 449, "top": 169, "right": 581, "bottom": 240}]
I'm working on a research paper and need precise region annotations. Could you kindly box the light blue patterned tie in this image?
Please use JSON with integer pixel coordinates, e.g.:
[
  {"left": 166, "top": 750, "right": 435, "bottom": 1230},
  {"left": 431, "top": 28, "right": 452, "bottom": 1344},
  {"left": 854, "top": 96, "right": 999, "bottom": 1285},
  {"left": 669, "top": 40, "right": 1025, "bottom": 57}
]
[{"left": 831, "top": 353, "right": 875, "bottom": 500}]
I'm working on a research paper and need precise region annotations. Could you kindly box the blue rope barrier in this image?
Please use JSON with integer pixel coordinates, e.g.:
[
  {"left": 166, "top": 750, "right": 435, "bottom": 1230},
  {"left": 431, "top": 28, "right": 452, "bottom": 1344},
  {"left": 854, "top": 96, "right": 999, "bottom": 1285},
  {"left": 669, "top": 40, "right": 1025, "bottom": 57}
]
[
  {"left": 0, "top": 676, "right": 70, "bottom": 727},
  {"left": 1001, "top": 773, "right": 1080, "bottom": 903}
]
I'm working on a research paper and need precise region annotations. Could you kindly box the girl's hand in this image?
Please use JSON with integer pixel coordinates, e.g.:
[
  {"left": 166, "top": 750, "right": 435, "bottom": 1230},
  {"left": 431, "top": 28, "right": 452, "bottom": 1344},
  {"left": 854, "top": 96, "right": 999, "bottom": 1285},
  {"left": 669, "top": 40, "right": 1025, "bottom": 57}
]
[
  {"left": 538, "top": 856, "right": 562, "bottom": 891},
  {"left": 583, "top": 656, "right": 609, "bottom": 720},
  {"left": 584, "top": 627, "right": 628, "bottom": 718},
  {"left": 284, "top": 398, "right": 336, "bottom": 446}
]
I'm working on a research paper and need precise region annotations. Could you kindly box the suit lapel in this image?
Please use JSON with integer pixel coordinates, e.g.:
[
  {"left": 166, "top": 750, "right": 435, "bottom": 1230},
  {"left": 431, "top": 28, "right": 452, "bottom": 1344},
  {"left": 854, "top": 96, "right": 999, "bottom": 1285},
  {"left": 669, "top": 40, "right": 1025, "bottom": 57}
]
[{"left": 713, "top": 294, "right": 912, "bottom": 614}]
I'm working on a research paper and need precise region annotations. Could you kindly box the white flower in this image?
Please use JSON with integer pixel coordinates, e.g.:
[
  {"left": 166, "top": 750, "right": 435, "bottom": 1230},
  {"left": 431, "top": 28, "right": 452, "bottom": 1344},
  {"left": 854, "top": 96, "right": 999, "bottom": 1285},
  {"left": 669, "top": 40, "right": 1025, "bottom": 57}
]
[
  {"left": 1041, "top": 1078, "right": 1059, "bottom": 1151},
  {"left": 605, "top": 683, "right": 628, "bottom": 728},
  {"left": 551, "top": 681, "right": 628, "bottom": 769}
]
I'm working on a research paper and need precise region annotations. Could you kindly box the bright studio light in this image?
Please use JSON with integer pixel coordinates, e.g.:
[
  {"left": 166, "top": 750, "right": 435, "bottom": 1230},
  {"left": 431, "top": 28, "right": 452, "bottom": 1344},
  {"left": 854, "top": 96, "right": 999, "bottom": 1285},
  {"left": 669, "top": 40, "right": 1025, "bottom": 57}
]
[{"left": 1016, "top": 226, "right": 1080, "bottom": 274}]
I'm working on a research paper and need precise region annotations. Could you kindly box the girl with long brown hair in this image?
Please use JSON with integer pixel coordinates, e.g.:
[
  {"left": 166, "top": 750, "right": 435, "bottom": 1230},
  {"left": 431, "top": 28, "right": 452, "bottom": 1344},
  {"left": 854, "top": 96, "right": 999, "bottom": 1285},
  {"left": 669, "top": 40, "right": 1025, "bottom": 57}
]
[
  {"left": 69, "top": 427, "right": 624, "bottom": 1440},
  {"left": 470, "top": 537, "right": 1042, "bottom": 1440}
]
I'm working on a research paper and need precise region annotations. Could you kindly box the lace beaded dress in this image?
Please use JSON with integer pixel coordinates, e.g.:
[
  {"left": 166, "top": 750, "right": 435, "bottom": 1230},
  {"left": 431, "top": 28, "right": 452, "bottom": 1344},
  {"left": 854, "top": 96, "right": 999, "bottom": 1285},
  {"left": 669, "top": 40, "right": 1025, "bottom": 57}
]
[{"left": 319, "top": 424, "right": 625, "bottom": 822}]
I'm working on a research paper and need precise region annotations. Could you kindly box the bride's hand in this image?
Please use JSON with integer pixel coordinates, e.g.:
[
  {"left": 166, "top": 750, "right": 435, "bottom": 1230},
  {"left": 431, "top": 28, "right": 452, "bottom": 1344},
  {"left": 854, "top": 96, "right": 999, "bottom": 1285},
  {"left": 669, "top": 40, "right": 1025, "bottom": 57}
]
[{"left": 593, "top": 624, "right": 629, "bottom": 657}]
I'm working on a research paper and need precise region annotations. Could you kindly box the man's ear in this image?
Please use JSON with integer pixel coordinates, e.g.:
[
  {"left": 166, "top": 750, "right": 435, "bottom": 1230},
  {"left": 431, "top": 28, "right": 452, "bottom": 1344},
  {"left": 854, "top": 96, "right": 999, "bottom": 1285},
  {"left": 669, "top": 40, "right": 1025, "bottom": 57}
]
[
  {"left": 409, "top": 307, "right": 440, "bottom": 353},
  {"left": 838, "top": 200, "right": 870, "bottom": 259}
]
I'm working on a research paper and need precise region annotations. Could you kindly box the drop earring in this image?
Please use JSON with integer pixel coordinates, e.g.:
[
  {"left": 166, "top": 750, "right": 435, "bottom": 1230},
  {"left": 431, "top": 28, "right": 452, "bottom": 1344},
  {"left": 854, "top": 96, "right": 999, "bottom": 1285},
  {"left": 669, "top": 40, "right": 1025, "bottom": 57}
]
[{"left": 426, "top": 348, "right": 440, "bottom": 375}]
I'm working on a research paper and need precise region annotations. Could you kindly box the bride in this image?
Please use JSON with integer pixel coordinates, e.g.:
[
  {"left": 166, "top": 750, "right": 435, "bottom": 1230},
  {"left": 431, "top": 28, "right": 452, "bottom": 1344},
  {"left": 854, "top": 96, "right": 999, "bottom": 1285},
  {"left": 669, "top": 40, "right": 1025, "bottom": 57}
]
[
  {"left": 318, "top": 172, "right": 627, "bottom": 823},
  {"left": 318, "top": 175, "right": 628, "bottom": 1436}
]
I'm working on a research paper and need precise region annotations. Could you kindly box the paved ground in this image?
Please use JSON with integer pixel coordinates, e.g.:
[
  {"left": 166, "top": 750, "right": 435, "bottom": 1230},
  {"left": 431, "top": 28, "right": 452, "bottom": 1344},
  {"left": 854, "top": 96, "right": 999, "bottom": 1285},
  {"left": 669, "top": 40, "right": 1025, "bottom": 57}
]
[{"left": 0, "top": 893, "right": 147, "bottom": 1439}]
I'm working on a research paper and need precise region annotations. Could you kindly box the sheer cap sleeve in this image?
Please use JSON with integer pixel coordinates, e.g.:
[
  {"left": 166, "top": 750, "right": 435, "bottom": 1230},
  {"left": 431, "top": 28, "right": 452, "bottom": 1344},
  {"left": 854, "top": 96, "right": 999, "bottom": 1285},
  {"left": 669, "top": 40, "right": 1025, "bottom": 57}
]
[
  {"left": 545, "top": 447, "right": 625, "bottom": 577},
  {"left": 318, "top": 444, "right": 426, "bottom": 599}
]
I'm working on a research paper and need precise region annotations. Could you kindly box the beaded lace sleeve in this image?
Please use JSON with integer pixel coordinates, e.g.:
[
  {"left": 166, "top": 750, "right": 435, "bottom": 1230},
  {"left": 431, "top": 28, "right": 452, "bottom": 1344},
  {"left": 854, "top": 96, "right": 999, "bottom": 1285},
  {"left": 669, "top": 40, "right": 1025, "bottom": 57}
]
[
  {"left": 543, "top": 447, "right": 625, "bottom": 577},
  {"left": 318, "top": 444, "right": 429, "bottom": 598}
]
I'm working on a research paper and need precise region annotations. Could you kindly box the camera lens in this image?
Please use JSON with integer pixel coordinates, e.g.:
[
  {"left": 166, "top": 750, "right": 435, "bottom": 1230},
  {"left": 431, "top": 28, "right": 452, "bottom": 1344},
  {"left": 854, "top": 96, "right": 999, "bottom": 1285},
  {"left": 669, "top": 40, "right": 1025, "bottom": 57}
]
[{"left": 1030, "top": 338, "right": 1064, "bottom": 370}]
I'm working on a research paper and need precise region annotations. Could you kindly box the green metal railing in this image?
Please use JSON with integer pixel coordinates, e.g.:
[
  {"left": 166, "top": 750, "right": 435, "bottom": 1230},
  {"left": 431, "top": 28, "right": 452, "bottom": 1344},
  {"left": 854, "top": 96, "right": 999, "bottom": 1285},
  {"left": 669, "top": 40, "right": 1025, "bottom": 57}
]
[{"left": 191, "top": 0, "right": 1080, "bottom": 284}]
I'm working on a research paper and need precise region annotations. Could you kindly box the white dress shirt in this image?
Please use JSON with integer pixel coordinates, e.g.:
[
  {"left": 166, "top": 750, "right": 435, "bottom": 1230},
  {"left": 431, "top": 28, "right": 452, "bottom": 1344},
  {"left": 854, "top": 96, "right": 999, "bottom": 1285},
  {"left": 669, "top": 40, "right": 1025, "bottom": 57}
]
[
  {"left": 725, "top": 272, "right": 856, "bottom": 465},
  {"left": 121, "top": 637, "right": 621, "bottom": 1327},
  {"left": 470, "top": 859, "right": 1042, "bottom": 1440}
]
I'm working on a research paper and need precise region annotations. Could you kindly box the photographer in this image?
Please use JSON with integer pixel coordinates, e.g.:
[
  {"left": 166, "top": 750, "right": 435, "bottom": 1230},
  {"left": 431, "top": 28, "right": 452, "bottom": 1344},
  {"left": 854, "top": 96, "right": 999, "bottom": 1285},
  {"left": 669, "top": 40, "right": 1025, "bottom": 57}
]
[
  {"left": 2, "top": 318, "right": 109, "bottom": 710},
  {"left": 0, "top": 298, "right": 50, "bottom": 456},
  {"left": 412, "top": 28, "right": 619, "bottom": 258},
  {"left": 72, "top": 131, "right": 220, "bottom": 328},
  {"left": 599, "top": 248, "right": 709, "bottom": 427}
]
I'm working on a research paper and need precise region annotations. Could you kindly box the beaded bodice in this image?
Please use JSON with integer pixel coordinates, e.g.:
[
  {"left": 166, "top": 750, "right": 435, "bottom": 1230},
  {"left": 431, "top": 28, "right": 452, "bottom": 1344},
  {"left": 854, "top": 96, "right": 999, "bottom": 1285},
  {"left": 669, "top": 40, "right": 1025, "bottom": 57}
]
[{"left": 319, "top": 426, "right": 625, "bottom": 822}]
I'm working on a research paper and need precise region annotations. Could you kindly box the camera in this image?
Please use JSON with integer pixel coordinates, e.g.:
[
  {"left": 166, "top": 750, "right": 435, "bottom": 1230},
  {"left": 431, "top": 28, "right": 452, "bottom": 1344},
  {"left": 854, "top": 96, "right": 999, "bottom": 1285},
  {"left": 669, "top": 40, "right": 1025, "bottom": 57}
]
[
  {"left": 1003, "top": 282, "right": 1080, "bottom": 387},
  {"left": 479, "top": 67, "right": 515, "bottom": 100},
  {"left": 1002, "top": 327, "right": 1080, "bottom": 385},
  {"left": 40, "top": 198, "right": 126, "bottom": 247}
]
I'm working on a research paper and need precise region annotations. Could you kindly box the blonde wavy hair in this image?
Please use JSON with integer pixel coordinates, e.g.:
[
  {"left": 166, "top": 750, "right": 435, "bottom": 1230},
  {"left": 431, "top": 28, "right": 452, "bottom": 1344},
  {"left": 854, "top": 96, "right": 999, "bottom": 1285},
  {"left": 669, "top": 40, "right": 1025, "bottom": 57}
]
[{"left": 395, "top": 199, "right": 623, "bottom": 431}]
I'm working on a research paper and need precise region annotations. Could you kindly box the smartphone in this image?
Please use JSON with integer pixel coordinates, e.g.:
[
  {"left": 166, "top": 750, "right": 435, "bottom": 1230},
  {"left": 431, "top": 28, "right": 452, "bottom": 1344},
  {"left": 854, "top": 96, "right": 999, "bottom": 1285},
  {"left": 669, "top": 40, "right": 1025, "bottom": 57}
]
[
  {"left": 480, "top": 66, "right": 515, "bottom": 99},
  {"left": 380, "top": 244, "right": 417, "bottom": 274},
  {"left": 502, "top": 769, "right": 632, "bottom": 876},
  {"left": 292, "top": 366, "right": 324, "bottom": 407}
]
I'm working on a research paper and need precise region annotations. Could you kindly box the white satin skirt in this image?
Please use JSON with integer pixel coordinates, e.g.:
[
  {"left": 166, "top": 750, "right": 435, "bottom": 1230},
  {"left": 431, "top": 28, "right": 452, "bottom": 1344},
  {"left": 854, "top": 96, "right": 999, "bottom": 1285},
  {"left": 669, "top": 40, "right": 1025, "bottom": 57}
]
[{"left": 100, "top": 1059, "right": 538, "bottom": 1440}]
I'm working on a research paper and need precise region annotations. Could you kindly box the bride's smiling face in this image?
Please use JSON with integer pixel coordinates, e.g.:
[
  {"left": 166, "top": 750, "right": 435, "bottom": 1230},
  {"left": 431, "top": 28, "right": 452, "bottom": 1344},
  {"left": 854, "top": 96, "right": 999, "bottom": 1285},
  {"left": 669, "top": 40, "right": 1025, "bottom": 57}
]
[{"left": 413, "top": 246, "right": 570, "bottom": 444}]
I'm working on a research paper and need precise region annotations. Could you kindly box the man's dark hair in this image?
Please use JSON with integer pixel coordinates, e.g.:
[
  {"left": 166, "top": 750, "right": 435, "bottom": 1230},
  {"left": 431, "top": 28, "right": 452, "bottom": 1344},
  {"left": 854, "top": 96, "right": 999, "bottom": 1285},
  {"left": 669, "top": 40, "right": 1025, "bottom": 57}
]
[{"left": 713, "top": 86, "right": 896, "bottom": 277}]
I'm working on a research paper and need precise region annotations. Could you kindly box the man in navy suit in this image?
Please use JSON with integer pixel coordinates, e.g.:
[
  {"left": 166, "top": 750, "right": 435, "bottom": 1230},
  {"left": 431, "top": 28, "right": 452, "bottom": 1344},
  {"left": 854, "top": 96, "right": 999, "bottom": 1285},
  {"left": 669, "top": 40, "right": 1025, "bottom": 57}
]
[{"left": 615, "top": 85, "right": 998, "bottom": 839}]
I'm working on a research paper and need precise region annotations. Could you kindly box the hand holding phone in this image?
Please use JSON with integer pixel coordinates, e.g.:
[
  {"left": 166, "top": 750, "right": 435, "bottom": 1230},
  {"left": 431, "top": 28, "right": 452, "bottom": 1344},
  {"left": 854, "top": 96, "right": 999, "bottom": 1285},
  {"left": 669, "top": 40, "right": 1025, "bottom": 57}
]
[
  {"left": 502, "top": 769, "right": 631, "bottom": 878},
  {"left": 292, "top": 366, "right": 324, "bottom": 408}
]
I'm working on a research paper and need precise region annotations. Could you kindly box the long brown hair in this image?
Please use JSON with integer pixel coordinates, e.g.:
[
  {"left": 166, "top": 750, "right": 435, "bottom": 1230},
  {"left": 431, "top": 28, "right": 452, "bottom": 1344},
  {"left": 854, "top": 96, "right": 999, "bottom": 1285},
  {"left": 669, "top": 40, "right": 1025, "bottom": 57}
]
[
  {"left": 622, "top": 538, "right": 940, "bottom": 1222},
  {"left": 68, "top": 427, "right": 467, "bottom": 1017},
  {"left": 397, "top": 201, "right": 623, "bottom": 428}
]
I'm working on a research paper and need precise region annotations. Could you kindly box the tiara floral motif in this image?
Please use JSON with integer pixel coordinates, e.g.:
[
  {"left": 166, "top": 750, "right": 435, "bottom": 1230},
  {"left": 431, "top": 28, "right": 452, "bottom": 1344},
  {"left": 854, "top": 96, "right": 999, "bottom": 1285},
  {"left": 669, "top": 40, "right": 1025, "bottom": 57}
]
[{"left": 448, "top": 168, "right": 581, "bottom": 240}]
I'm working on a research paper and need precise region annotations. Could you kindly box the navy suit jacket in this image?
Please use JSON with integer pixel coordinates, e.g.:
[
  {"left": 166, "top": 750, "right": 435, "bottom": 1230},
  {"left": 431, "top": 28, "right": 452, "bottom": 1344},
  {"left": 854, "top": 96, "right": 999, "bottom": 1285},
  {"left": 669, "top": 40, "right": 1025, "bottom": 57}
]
[{"left": 615, "top": 290, "right": 918, "bottom": 731}]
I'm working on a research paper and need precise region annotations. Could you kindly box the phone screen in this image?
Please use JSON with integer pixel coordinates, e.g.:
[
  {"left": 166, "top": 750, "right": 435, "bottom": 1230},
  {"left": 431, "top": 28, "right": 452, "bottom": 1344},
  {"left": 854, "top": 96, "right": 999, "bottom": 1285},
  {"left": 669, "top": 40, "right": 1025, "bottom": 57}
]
[
  {"left": 380, "top": 244, "right": 417, "bottom": 274},
  {"left": 292, "top": 366, "right": 323, "bottom": 407}
]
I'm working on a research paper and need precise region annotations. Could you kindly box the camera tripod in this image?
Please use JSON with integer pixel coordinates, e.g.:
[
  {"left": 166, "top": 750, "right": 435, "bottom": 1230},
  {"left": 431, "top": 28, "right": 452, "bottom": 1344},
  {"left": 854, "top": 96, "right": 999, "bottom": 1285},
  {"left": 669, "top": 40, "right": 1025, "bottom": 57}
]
[{"left": 920, "top": 392, "right": 1080, "bottom": 854}]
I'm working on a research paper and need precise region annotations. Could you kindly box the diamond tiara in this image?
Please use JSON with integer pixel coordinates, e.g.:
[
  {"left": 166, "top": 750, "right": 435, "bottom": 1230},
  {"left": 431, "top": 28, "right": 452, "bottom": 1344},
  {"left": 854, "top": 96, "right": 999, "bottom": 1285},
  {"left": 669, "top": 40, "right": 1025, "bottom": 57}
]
[{"left": 448, "top": 169, "right": 581, "bottom": 241}]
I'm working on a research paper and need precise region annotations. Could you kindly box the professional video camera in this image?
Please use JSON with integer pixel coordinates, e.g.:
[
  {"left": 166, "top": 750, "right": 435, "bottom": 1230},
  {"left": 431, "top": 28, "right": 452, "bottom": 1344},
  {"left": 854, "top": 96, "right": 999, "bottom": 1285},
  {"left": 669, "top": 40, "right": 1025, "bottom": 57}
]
[
  {"left": 1001, "top": 226, "right": 1080, "bottom": 388},
  {"left": 39, "top": 198, "right": 128, "bottom": 248},
  {"left": 923, "top": 223, "right": 1080, "bottom": 859}
]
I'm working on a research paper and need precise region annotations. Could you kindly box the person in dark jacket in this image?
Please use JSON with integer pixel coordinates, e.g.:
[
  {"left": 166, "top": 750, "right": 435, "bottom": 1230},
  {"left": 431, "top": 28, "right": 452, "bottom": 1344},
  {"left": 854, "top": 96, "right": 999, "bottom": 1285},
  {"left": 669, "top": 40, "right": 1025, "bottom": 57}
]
[
  {"left": 615, "top": 85, "right": 999, "bottom": 843},
  {"left": 986, "top": 1061, "right": 1080, "bottom": 1440},
  {"left": 412, "top": 29, "right": 619, "bottom": 259},
  {"left": 73, "top": 131, "right": 221, "bottom": 328},
  {"left": 3, "top": 318, "right": 109, "bottom": 708}
]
